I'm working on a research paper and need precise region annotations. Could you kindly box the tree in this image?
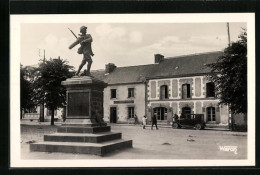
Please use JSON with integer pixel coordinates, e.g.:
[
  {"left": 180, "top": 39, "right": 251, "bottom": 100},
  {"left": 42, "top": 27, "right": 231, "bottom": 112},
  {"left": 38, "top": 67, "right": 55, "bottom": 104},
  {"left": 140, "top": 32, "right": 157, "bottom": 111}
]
[
  {"left": 207, "top": 30, "right": 247, "bottom": 114},
  {"left": 20, "top": 64, "right": 35, "bottom": 119},
  {"left": 33, "top": 57, "right": 74, "bottom": 125}
]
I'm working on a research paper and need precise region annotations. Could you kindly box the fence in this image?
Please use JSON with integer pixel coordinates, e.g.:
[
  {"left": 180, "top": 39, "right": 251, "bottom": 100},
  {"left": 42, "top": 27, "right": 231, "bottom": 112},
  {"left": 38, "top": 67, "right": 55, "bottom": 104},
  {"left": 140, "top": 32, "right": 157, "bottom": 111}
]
[{"left": 23, "top": 113, "right": 40, "bottom": 121}]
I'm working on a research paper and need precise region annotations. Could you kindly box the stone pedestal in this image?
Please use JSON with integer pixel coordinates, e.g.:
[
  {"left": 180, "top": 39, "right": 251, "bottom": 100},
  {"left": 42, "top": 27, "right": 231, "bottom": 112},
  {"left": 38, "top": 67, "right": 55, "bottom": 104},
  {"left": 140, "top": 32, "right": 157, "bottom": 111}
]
[
  {"left": 61, "top": 76, "right": 107, "bottom": 126},
  {"left": 30, "top": 76, "right": 132, "bottom": 156}
]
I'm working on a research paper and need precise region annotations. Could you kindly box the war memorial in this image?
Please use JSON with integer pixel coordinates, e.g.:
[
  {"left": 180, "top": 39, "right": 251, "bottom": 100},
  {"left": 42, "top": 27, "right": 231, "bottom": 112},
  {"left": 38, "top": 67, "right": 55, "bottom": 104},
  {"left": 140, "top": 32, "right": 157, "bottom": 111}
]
[{"left": 29, "top": 26, "right": 133, "bottom": 156}]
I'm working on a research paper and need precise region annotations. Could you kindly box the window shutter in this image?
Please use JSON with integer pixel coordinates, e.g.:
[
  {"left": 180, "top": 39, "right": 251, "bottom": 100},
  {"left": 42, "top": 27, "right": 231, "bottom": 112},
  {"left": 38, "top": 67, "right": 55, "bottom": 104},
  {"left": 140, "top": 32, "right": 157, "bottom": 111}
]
[
  {"left": 160, "top": 86, "right": 165, "bottom": 99},
  {"left": 182, "top": 85, "right": 187, "bottom": 98},
  {"left": 187, "top": 84, "right": 190, "bottom": 98}
]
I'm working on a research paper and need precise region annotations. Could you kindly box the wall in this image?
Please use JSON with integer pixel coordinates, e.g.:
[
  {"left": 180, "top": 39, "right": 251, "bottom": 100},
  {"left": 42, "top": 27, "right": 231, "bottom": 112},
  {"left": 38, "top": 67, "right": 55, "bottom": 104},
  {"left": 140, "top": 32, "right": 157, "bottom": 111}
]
[
  {"left": 103, "top": 83, "right": 146, "bottom": 123},
  {"left": 44, "top": 107, "right": 63, "bottom": 121},
  {"left": 23, "top": 106, "right": 63, "bottom": 121},
  {"left": 231, "top": 113, "right": 247, "bottom": 131},
  {"left": 147, "top": 75, "right": 229, "bottom": 125}
]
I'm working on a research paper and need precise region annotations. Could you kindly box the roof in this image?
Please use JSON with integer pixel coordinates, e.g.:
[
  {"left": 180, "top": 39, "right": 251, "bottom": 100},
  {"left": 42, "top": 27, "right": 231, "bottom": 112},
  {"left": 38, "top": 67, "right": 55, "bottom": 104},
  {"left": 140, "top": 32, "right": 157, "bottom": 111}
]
[
  {"left": 148, "top": 51, "right": 223, "bottom": 78},
  {"left": 91, "top": 51, "right": 223, "bottom": 84}
]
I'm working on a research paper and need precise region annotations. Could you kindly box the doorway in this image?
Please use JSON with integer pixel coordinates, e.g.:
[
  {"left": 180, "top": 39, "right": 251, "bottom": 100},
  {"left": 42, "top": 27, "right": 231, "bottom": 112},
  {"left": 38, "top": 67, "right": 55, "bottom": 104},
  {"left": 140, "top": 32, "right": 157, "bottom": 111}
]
[
  {"left": 153, "top": 107, "right": 167, "bottom": 120},
  {"left": 110, "top": 107, "right": 117, "bottom": 123},
  {"left": 207, "top": 107, "right": 216, "bottom": 122}
]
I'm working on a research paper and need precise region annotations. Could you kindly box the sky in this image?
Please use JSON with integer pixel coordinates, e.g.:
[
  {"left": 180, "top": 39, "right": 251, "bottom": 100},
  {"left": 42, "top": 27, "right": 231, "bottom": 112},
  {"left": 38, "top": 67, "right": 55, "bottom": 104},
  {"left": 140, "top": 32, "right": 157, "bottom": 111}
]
[{"left": 20, "top": 22, "right": 246, "bottom": 70}]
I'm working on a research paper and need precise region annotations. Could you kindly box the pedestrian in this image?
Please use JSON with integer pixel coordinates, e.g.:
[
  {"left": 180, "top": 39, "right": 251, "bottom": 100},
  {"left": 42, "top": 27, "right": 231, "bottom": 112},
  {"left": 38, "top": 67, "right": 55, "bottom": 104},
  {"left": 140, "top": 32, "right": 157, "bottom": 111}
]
[
  {"left": 151, "top": 115, "right": 158, "bottom": 130},
  {"left": 134, "top": 114, "right": 138, "bottom": 125},
  {"left": 142, "top": 115, "right": 147, "bottom": 129}
]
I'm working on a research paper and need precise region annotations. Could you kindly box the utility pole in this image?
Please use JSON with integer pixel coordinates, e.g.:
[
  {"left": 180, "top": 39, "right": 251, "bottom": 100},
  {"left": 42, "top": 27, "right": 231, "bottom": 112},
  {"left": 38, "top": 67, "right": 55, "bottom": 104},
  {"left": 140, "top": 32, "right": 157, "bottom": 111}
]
[
  {"left": 38, "top": 48, "right": 46, "bottom": 122},
  {"left": 227, "top": 22, "right": 231, "bottom": 47},
  {"left": 227, "top": 23, "right": 233, "bottom": 130}
]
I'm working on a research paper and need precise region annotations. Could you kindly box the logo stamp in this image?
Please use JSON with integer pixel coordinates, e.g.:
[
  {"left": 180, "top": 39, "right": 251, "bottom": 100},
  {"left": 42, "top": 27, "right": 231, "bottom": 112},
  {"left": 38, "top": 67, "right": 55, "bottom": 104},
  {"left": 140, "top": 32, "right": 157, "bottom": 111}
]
[{"left": 219, "top": 146, "right": 238, "bottom": 154}]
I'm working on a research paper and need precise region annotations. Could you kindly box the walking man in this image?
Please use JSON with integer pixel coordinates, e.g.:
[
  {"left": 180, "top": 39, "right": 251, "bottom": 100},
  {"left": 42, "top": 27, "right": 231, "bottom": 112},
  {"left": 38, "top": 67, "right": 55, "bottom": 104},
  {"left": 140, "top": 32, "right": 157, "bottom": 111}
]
[
  {"left": 142, "top": 115, "right": 147, "bottom": 129},
  {"left": 151, "top": 115, "right": 158, "bottom": 130}
]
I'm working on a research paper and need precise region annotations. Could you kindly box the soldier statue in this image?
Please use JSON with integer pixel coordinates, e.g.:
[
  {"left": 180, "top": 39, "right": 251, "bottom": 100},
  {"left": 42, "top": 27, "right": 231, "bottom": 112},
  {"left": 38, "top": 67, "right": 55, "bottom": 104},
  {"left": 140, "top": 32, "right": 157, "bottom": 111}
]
[{"left": 69, "top": 26, "right": 94, "bottom": 76}]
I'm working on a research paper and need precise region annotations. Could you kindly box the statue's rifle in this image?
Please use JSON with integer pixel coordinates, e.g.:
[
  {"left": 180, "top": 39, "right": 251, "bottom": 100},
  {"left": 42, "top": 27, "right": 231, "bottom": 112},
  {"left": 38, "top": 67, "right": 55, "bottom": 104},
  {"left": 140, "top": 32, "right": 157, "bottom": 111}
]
[
  {"left": 68, "top": 28, "right": 78, "bottom": 39},
  {"left": 68, "top": 28, "right": 83, "bottom": 49}
]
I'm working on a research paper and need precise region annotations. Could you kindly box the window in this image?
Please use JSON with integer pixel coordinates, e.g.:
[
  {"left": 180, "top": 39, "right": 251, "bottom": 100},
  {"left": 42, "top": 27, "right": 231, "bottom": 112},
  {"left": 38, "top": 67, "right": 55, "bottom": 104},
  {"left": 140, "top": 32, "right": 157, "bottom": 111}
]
[
  {"left": 160, "top": 85, "right": 169, "bottom": 99},
  {"left": 128, "top": 107, "right": 135, "bottom": 118},
  {"left": 128, "top": 88, "right": 134, "bottom": 98},
  {"left": 111, "top": 89, "right": 117, "bottom": 98},
  {"left": 207, "top": 107, "right": 216, "bottom": 121},
  {"left": 182, "top": 84, "right": 191, "bottom": 99},
  {"left": 206, "top": 82, "right": 215, "bottom": 97}
]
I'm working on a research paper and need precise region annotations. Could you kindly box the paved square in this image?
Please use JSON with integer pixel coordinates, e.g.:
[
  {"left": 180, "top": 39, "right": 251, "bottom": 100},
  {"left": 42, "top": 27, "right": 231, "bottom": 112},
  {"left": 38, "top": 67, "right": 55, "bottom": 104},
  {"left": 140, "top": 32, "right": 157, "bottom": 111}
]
[{"left": 21, "top": 123, "right": 247, "bottom": 159}]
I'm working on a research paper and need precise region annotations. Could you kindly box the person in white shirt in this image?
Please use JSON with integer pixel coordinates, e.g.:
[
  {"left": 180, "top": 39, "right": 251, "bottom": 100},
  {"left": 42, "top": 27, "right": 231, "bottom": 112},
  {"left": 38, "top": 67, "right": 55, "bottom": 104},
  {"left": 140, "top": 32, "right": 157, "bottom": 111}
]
[{"left": 142, "top": 115, "right": 147, "bottom": 129}]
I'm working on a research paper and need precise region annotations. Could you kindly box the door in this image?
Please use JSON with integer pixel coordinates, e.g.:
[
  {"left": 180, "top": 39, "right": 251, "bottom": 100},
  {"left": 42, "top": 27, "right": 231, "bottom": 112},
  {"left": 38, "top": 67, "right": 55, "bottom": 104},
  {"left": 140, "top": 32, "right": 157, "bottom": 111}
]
[
  {"left": 182, "top": 107, "right": 192, "bottom": 125},
  {"left": 110, "top": 107, "right": 117, "bottom": 123},
  {"left": 153, "top": 107, "right": 167, "bottom": 120}
]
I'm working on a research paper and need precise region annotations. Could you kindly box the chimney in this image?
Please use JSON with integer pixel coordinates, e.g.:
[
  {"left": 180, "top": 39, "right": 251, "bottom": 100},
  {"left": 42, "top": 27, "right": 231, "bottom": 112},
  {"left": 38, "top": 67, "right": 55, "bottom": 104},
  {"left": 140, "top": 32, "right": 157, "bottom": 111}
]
[
  {"left": 154, "top": 54, "right": 164, "bottom": 63},
  {"left": 105, "top": 63, "right": 117, "bottom": 74}
]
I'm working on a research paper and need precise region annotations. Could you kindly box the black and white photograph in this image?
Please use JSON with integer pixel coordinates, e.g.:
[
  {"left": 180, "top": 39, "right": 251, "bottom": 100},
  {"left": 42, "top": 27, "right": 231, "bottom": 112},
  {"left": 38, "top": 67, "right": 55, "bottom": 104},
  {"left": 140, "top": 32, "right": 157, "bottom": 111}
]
[{"left": 10, "top": 13, "right": 255, "bottom": 167}]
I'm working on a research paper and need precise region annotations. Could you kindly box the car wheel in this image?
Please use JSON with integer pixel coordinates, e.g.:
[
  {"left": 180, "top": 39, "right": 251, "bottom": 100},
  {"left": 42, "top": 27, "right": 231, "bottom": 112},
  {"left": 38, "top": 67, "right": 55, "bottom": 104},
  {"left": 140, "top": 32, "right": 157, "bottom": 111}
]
[
  {"left": 195, "top": 124, "right": 202, "bottom": 130},
  {"left": 172, "top": 123, "right": 179, "bottom": 129}
]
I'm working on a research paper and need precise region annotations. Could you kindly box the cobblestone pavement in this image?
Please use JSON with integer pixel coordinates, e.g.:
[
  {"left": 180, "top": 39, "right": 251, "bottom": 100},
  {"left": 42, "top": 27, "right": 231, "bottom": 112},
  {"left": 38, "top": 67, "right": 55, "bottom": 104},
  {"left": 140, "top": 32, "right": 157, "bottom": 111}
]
[{"left": 20, "top": 123, "right": 247, "bottom": 160}]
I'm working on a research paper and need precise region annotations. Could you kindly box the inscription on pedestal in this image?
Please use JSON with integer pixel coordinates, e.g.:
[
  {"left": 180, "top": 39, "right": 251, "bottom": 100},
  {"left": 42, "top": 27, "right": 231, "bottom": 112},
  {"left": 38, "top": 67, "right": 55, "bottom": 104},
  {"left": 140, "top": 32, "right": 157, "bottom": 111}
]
[{"left": 68, "top": 92, "right": 89, "bottom": 117}]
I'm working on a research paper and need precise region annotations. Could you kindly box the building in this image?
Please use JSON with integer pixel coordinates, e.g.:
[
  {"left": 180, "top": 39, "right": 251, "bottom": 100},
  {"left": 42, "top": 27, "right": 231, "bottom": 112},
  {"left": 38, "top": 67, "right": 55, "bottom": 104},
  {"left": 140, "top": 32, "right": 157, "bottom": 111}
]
[
  {"left": 92, "top": 63, "right": 154, "bottom": 124},
  {"left": 23, "top": 106, "right": 63, "bottom": 122},
  {"left": 92, "top": 51, "right": 229, "bottom": 126},
  {"left": 145, "top": 52, "right": 229, "bottom": 125}
]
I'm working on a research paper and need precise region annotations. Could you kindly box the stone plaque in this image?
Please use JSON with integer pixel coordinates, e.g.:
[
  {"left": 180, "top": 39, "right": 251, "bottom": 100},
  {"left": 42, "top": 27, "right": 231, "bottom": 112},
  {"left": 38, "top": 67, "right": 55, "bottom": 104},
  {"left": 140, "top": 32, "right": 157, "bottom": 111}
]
[
  {"left": 114, "top": 100, "right": 134, "bottom": 104},
  {"left": 68, "top": 92, "right": 89, "bottom": 117}
]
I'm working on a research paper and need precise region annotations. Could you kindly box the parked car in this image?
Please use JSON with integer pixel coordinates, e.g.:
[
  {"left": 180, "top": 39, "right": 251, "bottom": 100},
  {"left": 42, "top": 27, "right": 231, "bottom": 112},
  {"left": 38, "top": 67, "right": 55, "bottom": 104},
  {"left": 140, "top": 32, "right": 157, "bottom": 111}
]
[{"left": 172, "top": 114, "right": 206, "bottom": 130}]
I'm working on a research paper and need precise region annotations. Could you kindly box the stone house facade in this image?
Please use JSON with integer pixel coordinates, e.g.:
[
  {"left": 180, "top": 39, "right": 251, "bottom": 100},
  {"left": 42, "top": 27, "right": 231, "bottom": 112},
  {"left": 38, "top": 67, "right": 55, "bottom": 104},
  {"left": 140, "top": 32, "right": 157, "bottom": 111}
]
[
  {"left": 146, "top": 76, "right": 229, "bottom": 125},
  {"left": 103, "top": 83, "right": 146, "bottom": 124},
  {"left": 93, "top": 63, "right": 154, "bottom": 124}
]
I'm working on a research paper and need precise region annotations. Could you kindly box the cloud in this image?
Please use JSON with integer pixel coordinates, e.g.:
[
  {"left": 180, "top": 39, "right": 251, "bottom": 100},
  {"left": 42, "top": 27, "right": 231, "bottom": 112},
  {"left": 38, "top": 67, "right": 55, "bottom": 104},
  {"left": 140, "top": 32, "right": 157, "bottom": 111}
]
[
  {"left": 37, "top": 34, "right": 71, "bottom": 61},
  {"left": 44, "top": 34, "right": 58, "bottom": 47},
  {"left": 122, "top": 34, "right": 228, "bottom": 63},
  {"left": 95, "top": 23, "right": 126, "bottom": 41},
  {"left": 178, "top": 35, "right": 191, "bottom": 42},
  {"left": 129, "top": 31, "right": 143, "bottom": 43}
]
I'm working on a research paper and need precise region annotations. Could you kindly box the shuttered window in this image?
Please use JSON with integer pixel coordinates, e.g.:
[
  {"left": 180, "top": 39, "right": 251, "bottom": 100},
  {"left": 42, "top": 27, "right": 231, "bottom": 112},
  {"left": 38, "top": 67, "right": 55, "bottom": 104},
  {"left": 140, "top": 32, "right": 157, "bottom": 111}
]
[
  {"left": 160, "top": 85, "right": 169, "bottom": 99},
  {"left": 182, "top": 84, "right": 191, "bottom": 99},
  {"left": 206, "top": 82, "right": 215, "bottom": 97}
]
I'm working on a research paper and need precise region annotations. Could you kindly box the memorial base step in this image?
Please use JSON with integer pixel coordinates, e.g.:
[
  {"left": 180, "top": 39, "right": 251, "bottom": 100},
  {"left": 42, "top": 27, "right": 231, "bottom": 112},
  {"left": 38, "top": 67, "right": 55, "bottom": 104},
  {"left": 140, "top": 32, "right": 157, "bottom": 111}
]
[
  {"left": 44, "top": 132, "right": 122, "bottom": 143},
  {"left": 57, "top": 126, "right": 111, "bottom": 133},
  {"left": 30, "top": 139, "right": 133, "bottom": 156}
]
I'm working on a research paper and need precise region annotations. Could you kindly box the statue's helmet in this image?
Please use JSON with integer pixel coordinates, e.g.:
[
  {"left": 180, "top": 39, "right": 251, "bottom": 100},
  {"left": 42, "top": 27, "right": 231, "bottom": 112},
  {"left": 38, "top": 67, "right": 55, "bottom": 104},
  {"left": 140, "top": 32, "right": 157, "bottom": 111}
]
[{"left": 80, "top": 26, "right": 87, "bottom": 33}]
